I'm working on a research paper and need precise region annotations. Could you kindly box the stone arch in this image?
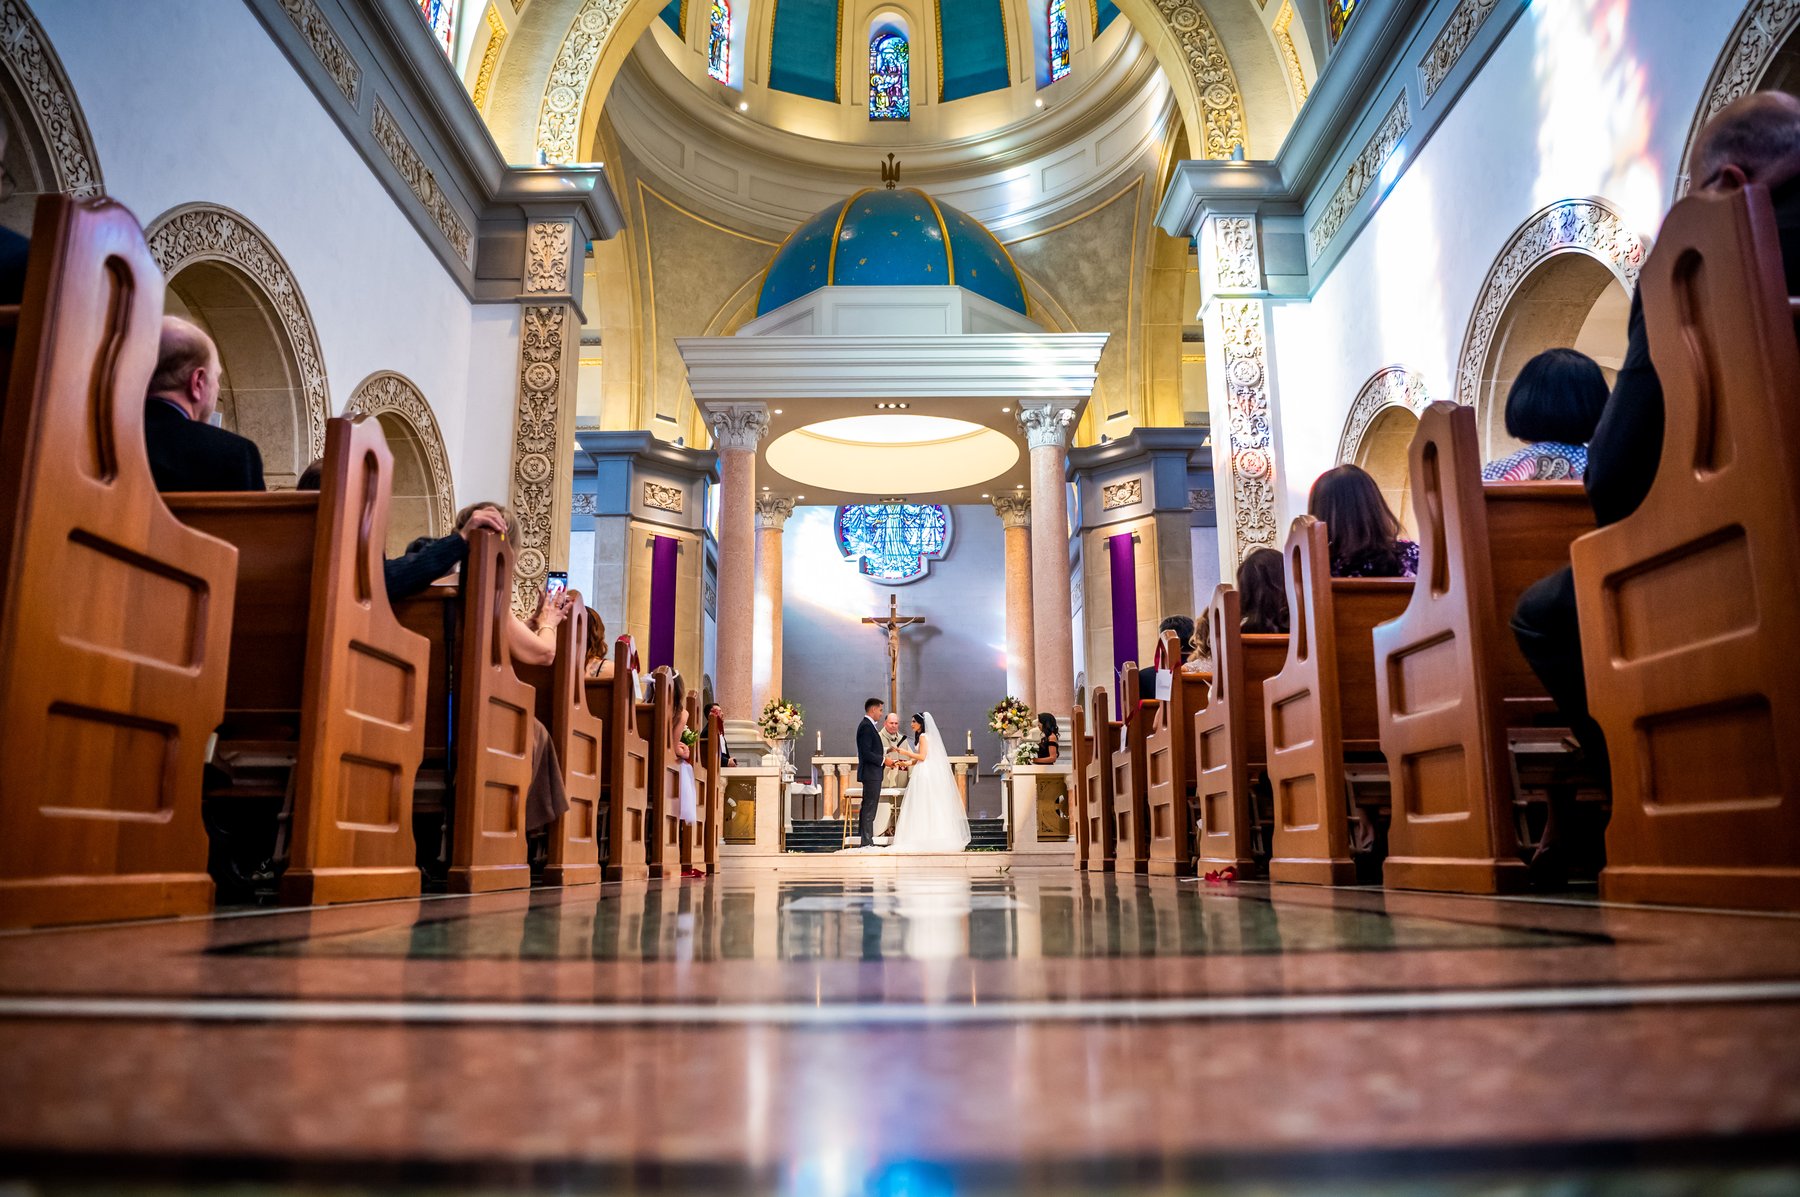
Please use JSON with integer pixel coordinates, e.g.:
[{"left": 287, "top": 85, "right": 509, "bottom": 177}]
[
  {"left": 0, "top": 0, "right": 104, "bottom": 234},
  {"left": 347, "top": 371, "right": 458, "bottom": 554},
  {"left": 145, "top": 203, "right": 332, "bottom": 487},
  {"left": 1337, "top": 366, "right": 1429, "bottom": 540},
  {"left": 1455, "top": 198, "right": 1643, "bottom": 458},
  {"left": 1677, "top": 0, "right": 1800, "bottom": 198}
]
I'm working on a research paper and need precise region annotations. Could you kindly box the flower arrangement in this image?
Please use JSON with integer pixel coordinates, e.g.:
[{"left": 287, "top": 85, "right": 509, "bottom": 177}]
[
  {"left": 988, "top": 696, "right": 1033, "bottom": 738},
  {"left": 680, "top": 728, "right": 700, "bottom": 748},
  {"left": 1013, "top": 739, "right": 1040, "bottom": 765},
  {"left": 758, "top": 698, "right": 804, "bottom": 741}
]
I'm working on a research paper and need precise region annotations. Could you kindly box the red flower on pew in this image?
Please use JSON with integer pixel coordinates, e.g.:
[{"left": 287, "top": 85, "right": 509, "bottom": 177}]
[{"left": 1202, "top": 867, "right": 1238, "bottom": 885}]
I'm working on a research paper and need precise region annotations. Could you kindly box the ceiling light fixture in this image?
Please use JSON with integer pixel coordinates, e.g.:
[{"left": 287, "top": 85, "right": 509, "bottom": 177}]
[
  {"left": 773, "top": 408, "right": 783, "bottom": 415},
  {"left": 1035, "top": 98, "right": 1044, "bottom": 108},
  {"left": 738, "top": 101, "right": 749, "bottom": 112},
  {"left": 1001, "top": 406, "right": 1011, "bottom": 413}
]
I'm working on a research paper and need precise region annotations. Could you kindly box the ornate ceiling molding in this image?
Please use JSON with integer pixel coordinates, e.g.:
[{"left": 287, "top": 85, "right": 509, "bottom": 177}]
[
  {"left": 0, "top": 0, "right": 104, "bottom": 199},
  {"left": 1454, "top": 198, "right": 1644, "bottom": 410},
  {"left": 1678, "top": 0, "right": 1800, "bottom": 197},
  {"left": 1337, "top": 365, "right": 1431, "bottom": 464},
  {"left": 145, "top": 203, "right": 331, "bottom": 460},
  {"left": 536, "top": 0, "right": 630, "bottom": 164},
  {"left": 346, "top": 371, "right": 458, "bottom": 535},
  {"left": 274, "top": 0, "right": 361, "bottom": 104},
  {"left": 1271, "top": 0, "right": 1308, "bottom": 107},
  {"left": 472, "top": 4, "right": 508, "bottom": 112},
  {"left": 1140, "top": 0, "right": 1251, "bottom": 159}
]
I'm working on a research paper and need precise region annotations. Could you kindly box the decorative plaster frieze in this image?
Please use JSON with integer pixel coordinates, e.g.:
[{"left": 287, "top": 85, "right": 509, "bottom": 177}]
[
  {"left": 1309, "top": 93, "right": 1411, "bottom": 262},
  {"left": 0, "top": 0, "right": 104, "bottom": 198},
  {"left": 1337, "top": 366, "right": 1431, "bottom": 463},
  {"left": 1018, "top": 405, "right": 1077, "bottom": 451},
  {"left": 347, "top": 371, "right": 457, "bottom": 534},
  {"left": 1217, "top": 299, "right": 1277, "bottom": 560},
  {"left": 1144, "top": 0, "right": 1252, "bottom": 159},
  {"left": 524, "top": 218, "right": 574, "bottom": 293},
  {"left": 1188, "top": 488, "right": 1215, "bottom": 511},
  {"left": 1455, "top": 199, "right": 1644, "bottom": 409},
  {"left": 510, "top": 304, "right": 570, "bottom": 609},
  {"left": 991, "top": 494, "right": 1031, "bottom": 529},
  {"left": 645, "top": 482, "right": 684, "bottom": 513},
  {"left": 275, "top": 0, "right": 361, "bottom": 105},
  {"left": 1420, "top": 0, "right": 1498, "bottom": 100},
  {"left": 1272, "top": 0, "right": 1308, "bottom": 105},
  {"left": 472, "top": 5, "right": 506, "bottom": 112},
  {"left": 704, "top": 577, "right": 718, "bottom": 619},
  {"left": 708, "top": 405, "right": 770, "bottom": 451},
  {"left": 372, "top": 98, "right": 473, "bottom": 264},
  {"left": 145, "top": 203, "right": 330, "bottom": 460},
  {"left": 535, "top": 0, "right": 630, "bottom": 164},
  {"left": 1680, "top": 0, "right": 1800, "bottom": 195},
  {"left": 1212, "top": 215, "right": 1260, "bottom": 292},
  {"left": 1101, "top": 479, "right": 1143, "bottom": 510},
  {"left": 571, "top": 491, "right": 597, "bottom": 516},
  {"left": 755, "top": 495, "right": 794, "bottom": 529}
]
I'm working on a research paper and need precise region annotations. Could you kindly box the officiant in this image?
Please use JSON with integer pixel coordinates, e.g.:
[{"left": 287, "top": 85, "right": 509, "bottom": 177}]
[{"left": 878, "top": 712, "right": 910, "bottom": 841}]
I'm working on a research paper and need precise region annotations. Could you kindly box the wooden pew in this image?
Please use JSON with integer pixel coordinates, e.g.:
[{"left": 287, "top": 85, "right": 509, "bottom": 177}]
[
  {"left": 1145, "top": 629, "right": 1211, "bottom": 877},
  {"left": 0, "top": 195, "right": 237, "bottom": 928},
  {"left": 1079, "top": 686, "right": 1119, "bottom": 871},
  {"left": 1263, "top": 516, "right": 1413, "bottom": 885},
  {"left": 1071, "top": 704, "right": 1093, "bottom": 868},
  {"left": 584, "top": 638, "right": 650, "bottom": 882},
  {"left": 1373, "top": 401, "right": 1592, "bottom": 894},
  {"left": 1110, "top": 664, "right": 1153, "bottom": 875},
  {"left": 693, "top": 695, "right": 721, "bottom": 874},
  {"left": 644, "top": 667, "right": 683, "bottom": 879},
  {"left": 515, "top": 597, "right": 603, "bottom": 887},
  {"left": 168, "top": 416, "right": 430, "bottom": 906},
  {"left": 1571, "top": 183, "right": 1800, "bottom": 911},
  {"left": 1193, "top": 585, "right": 1289, "bottom": 877}
]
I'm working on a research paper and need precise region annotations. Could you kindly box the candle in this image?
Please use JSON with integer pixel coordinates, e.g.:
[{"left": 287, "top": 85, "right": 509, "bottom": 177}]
[
  {"left": 966, "top": 729, "right": 972, "bottom": 752},
  {"left": 816, "top": 729, "right": 823, "bottom": 753}
]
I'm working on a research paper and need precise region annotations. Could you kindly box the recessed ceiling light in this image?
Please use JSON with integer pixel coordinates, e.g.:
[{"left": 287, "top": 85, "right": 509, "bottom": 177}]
[
  {"left": 1015, "top": 484, "right": 1025, "bottom": 489},
  {"left": 980, "top": 493, "right": 989, "bottom": 498},
  {"left": 738, "top": 101, "right": 749, "bottom": 112},
  {"left": 761, "top": 486, "right": 770, "bottom": 491},
  {"left": 773, "top": 408, "right": 783, "bottom": 415},
  {"left": 1001, "top": 406, "right": 1011, "bottom": 413},
  {"left": 1035, "top": 98, "right": 1045, "bottom": 108}
]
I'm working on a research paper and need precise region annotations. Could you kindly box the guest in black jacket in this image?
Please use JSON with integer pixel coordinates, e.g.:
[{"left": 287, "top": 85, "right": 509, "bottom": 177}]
[
  {"left": 1512, "top": 91, "right": 1800, "bottom": 781},
  {"left": 295, "top": 469, "right": 513, "bottom": 603},
  {"left": 143, "top": 316, "right": 264, "bottom": 492}
]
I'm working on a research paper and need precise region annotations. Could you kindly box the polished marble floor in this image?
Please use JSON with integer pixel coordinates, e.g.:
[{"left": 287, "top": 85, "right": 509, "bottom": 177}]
[{"left": 2, "top": 872, "right": 1798, "bottom": 1195}]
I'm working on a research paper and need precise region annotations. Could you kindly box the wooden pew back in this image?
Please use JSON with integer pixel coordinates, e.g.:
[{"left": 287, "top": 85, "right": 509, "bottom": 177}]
[
  {"left": 516, "top": 596, "right": 603, "bottom": 887},
  {"left": 1071, "top": 703, "right": 1092, "bottom": 868},
  {"left": 1265, "top": 516, "right": 1412, "bottom": 885},
  {"left": 586, "top": 636, "right": 649, "bottom": 881},
  {"left": 1374, "top": 402, "right": 1589, "bottom": 894},
  {"left": 1193, "top": 585, "right": 1289, "bottom": 875},
  {"left": 169, "top": 416, "right": 429, "bottom": 905},
  {"left": 695, "top": 694, "right": 721, "bottom": 873},
  {"left": 0, "top": 195, "right": 236, "bottom": 928},
  {"left": 1572, "top": 183, "right": 1800, "bottom": 910},
  {"left": 1145, "top": 629, "right": 1208, "bottom": 876},
  {"left": 644, "top": 668, "right": 684, "bottom": 877},
  {"left": 1081, "top": 685, "right": 1119, "bottom": 870},
  {"left": 1110, "top": 662, "right": 1153, "bottom": 874}
]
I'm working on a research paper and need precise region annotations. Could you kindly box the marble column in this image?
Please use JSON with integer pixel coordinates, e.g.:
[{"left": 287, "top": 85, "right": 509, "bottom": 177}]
[
  {"left": 709, "top": 405, "right": 769, "bottom": 719},
  {"left": 752, "top": 495, "right": 794, "bottom": 717},
  {"left": 1018, "top": 405, "right": 1078, "bottom": 721},
  {"left": 991, "top": 495, "right": 1035, "bottom": 704}
]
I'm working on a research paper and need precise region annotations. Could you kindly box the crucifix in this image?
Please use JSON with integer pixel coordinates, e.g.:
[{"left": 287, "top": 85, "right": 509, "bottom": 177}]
[{"left": 862, "top": 592, "right": 924, "bottom": 716}]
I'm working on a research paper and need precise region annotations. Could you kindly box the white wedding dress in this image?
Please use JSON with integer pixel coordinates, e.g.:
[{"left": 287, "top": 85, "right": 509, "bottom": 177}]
[{"left": 888, "top": 713, "right": 971, "bottom": 853}]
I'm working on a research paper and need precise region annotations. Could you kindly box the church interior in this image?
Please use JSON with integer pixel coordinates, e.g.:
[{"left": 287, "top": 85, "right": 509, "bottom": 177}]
[{"left": 3, "top": 0, "right": 1800, "bottom": 1192}]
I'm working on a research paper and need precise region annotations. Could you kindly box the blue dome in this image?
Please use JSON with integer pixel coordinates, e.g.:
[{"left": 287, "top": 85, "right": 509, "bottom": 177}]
[{"left": 757, "top": 187, "right": 1028, "bottom": 317}]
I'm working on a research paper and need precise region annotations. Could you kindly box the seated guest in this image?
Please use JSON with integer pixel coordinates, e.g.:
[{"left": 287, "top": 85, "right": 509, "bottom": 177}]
[
  {"left": 1182, "top": 614, "right": 1213, "bottom": 675},
  {"left": 144, "top": 316, "right": 264, "bottom": 492},
  {"left": 292, "top": 472, "right": 510, "bottom": 602},
  {"left": 1513, "top": 91, "right": 1800, "bottom": 783},
  {"left": 1140, "top": 614, "right": 1196, "bottom": 700},
  {"left": 709, "top": 702, "right": 737, "bottom": 768},
  {"left": 1029, "top": 711, "right": 1060, "bottom": 765},
  {"left": 1481, "top": 348, "right": 1610, "bottom": 481},
  {"left": 583, "top": 608, "right": 613, "bottom": 680},
  {"left": 1238, "top": 548, "right": 1290, "bottom": 634},
  {"left": 1308, "top": 463, "right": 1419, "bottom": 578}
]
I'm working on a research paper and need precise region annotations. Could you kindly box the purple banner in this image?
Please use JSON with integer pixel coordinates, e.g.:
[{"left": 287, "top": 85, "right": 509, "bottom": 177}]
[
  {"left": 649, "top": 535, "right": 678, "bottom": 672},
  {"left": 1108, "top": 531, "right": 1139, "bottom": 720}
]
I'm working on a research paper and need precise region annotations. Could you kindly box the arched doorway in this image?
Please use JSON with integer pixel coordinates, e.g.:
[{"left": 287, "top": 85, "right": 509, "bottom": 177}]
[
  {"left": 1681, "top": 4, "right": 1800, "bottom": 196},
  {"left": 145, "top": 204, "right": 331, "bottom": 489},
  {"left": 347, "top": 371, "right": 457, "bottom": 555},
  {"left": 1337, "top": 365, "right": 1430, "bottom": 540},
  {"left": 0, "top": 0, "right": 104, "bottom": 233},
  {"left": 1456, "top": 199, "right": 1642, "bottom": 460}
]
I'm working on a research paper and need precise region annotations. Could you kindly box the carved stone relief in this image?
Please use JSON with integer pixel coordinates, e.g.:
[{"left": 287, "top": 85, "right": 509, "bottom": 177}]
[
  {"left": 1272, "top": 0, "right": 1308, "bottom": 106},
  {"left": 145, "top": 203, "right": 331, "bottom": 460},
  {"left": 525, "top": 219, "right": 574, "bottom": 293},
  {"left": 0, "top": 0, "right": 104, "bottom": 198},
  {"left": 1142, "top": 0, "right": 1253, "bottom": 159},
  {"left": 644, "top": 482, "right": 684, "bottom": 513},
  {"left": 754, "top": 494, "right": 794, "bottom": 529},
  {"left": 991, "top": 494, "right": 1031, "bottom": 528},
  {"left": 1420, "top": 0, "right": 1498, "bottom": 100},
  {"left": 1188, "top": 488, "right": 1215, "bottom": 511},
  {"left": 472, "top": 4, "right": 507, "bottom": 112},
  {"left": 346, "top": 371, "right": 457, "bottom": 534},
  {"left": 1455, "top": 199, "right": 1644, "bottom": 409},
  {"left": 372, "top": 98, "right": 473, "bottom": 265},
  {"left": 1212, "top": 215, "right": 1260, "bottom": 292},
  {"left": 1679, "top": 0, "right": 1800, "bottom": 196},
  {"left": 1336, "top": 366, "right": 1432, "bottom": 464},
  {"left": 1217, "top": 298, "right": 1277, "bottom": 561},
  {"left": 509, "top": 304, "right": 571, "bottom": 609},
  {"left": 708, "top": 404, "right": 770, "bottom": 451},
  {"left": 274, "top": 0, "right": 361, "bottom": 104},
  {"left": 571, "top": 491, "right": 598, "bottom": 516},
  {"left": 1101, "top": 479, "right": 1143, "bottom": 510},
  {"left": 1309, "top": 92, "right": 1411, "bottom": 261},
  {"left": 535, "top": 0, "right": 631, "bottom": 164},
  {"left": 1017, "top": 404, "right": 1077, "bottom": 451}
]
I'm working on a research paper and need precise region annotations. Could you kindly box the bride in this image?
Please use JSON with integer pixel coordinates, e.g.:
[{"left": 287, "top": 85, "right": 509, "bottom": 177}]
[{"left": 887, "top": 712, "right": 971, "bottom": 853}]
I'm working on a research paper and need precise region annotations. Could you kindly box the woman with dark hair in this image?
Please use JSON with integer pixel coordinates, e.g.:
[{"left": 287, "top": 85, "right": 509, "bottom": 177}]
[
  {"left": 1482, "top": 347, "right": 1609, "bottom": 481},
  {"left": 1141, "top": 614, "right": 1197, "bottom": 699},
  {"left": 1237, "top": 548, "right": 1290, "bottom": 634},
  {"left": 1030, "top": 711, "right": 1060, "bottom": 765},
  {"left": 1307, "top": 464, "right": 1420, "bottom": 578},
  {"left": 583, "top": 608, "right": 612, "bottom": 680}
]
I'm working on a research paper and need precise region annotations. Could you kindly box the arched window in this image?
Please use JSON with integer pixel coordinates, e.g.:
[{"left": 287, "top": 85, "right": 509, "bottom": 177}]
[
  {"left": 1048, "top": 0, "right": 1071, "bottom": 82},
  {"left": 835, "top": 504, "right": 950, "bottom": 582},
  {"left": 417, "top": 0, "right": 454, "bottom": 53},
  {"left": 1327, "top": 0, "right": 1358, "bottom": 45},
  {"left": 869, "top": 27, "right": 910, "bottom": 121},
  {"left": 707, "top": 0, "right": 731, "bottom": 83}
]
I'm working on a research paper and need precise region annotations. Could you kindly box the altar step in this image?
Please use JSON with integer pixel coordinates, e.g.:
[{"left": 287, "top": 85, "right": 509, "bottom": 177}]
[
  {"left": 782, "top": 818, "right": 1010, "bottom": 853},
  {"left": 969, "top": 818, "right": 1007, "bottom": 850}
]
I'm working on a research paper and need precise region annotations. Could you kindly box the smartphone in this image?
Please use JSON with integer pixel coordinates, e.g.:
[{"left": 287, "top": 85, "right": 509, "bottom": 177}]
[{"left": 545, "top": 571, "right": 569, "bottom": 599}]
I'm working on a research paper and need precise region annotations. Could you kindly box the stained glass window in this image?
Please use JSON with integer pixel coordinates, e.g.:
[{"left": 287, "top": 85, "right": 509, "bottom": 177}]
[
  {"left": 835, "top": 504, "right": 951, "bottom": 583},
  {"left": 869, "top": 29, "right": 910, "bottom": 121},
  {"left": 1327, "top": 0, "right": 1358, "bottom": 45},
  {"left": 707, "top": 0, "right": 731, "bottom": 83},
  {"left": 417, "top": 0, "right": 454, "bottom": 54},
  {"left": 1048, "top": 0, "right": 1071, "bottom": 83}
]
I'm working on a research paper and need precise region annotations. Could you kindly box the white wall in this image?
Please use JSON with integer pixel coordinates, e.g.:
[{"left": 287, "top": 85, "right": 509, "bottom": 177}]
[
  {"left": 1265, "top": 0, "right": 1745, "bottom": 519},
  {"left": 34, "top": 0, "right": 516, "bottom": 495}
]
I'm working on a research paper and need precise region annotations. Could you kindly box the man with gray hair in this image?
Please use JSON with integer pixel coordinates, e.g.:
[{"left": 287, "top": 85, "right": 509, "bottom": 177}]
[
  {"left": 1512, "top": 91, "right": 1800, "bottom": 800},
  {"left": 143, "top": 315, "right": 264, "bottom": 492}
]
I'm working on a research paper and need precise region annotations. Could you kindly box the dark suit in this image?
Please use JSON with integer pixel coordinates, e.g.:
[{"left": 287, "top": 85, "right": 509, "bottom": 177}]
[
  {"left": 143, "top": 399, "right": 265, "bottom": 492},
  {"left": 855, "top": 715, "right": 886, "bottom": 847},
  {"left": 1512, "top": 176, "right": 1800, "bottom": 774}
]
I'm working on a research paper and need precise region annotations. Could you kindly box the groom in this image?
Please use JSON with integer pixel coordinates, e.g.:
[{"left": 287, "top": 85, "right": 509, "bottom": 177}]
[{"left": 855, "top": 697, "right": 887, "bottom": 848}]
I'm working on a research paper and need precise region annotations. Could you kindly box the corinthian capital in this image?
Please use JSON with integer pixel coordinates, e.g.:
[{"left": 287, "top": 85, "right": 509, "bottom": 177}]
[
  {"left": 1017, "top": 404, "right": 1076, "bottom": 451},
  {"left": 990, "top": 494, "right": 1031, "bottom": 528},
  {"left": 708, "top": 404, "right": 770, "bottom": 451},
  {"left": 756, "top": 495, "right": 795, "bottom": 530}
]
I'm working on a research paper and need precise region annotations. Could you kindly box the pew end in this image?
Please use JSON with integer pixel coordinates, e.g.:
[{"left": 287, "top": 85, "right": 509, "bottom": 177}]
[
  {"left": 1110, "top": 663, "right": 1154, "bottom": 875},
  {"left": 517, "top": 596, "right": 604, "bottom": 888},
  {"left": 1145, "top": 629, "right": 1205, "bottom": 877},
  {"left": 1193, "top": 585, "right": 1286, "bottom": 877},
  {"left": 588, "top": 636, "right": 650, "bottom": 882}
]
